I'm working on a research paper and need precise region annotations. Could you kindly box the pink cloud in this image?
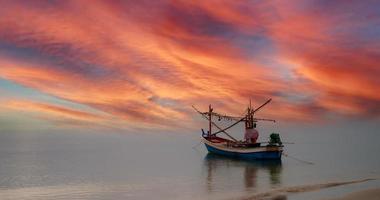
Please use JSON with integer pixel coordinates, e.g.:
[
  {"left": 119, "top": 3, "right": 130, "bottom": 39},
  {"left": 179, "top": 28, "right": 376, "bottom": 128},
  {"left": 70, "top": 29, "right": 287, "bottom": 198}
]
[{"left": 0, "top": 1, "right": 379, "bottom": 130}]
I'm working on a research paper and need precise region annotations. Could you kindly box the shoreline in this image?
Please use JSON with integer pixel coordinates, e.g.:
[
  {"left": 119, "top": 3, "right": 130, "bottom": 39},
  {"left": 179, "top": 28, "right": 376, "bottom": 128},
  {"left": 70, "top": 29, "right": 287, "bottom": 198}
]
[
  {"left": 234, "top": 178, "right": 377, "bottom": 200},
  {"left": 325, "top": 187, "right": 380, "bottom": 200}
]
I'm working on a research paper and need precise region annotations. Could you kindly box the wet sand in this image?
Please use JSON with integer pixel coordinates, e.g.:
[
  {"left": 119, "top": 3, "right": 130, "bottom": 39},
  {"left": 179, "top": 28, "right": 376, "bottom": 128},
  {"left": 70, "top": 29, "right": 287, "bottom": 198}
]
[
  {"left": 235, "top": 178, "right": 377, "bottom": 200},
  {"left": 325, "top": 188, "right": 380, "bottom": 200}
]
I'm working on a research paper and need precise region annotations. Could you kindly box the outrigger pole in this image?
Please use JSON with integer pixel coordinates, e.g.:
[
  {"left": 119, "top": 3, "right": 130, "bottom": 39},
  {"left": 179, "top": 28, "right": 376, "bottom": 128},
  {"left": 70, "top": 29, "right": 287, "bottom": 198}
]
[
  {"left": 209, "top": 99, "right": 275, "bottom": 136},
  {"left": 252, "top": 99, "right": 272, "bottom": 113},
  {"left": 192, "top": 99, "right": 274, "bottom": 143}
]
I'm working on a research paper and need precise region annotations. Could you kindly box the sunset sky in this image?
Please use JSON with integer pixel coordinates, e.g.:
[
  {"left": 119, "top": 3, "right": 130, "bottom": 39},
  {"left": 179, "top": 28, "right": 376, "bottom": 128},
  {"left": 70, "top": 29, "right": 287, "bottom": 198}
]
[{"left": 0, "top": 0, "right": 379, "bottom": 133}]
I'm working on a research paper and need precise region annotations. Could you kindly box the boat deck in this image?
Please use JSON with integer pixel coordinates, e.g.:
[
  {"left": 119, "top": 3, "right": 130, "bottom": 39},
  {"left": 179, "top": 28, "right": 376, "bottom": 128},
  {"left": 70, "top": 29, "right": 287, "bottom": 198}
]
[{"left": 203, "top": 136, "right": 283, "bottom": 153}]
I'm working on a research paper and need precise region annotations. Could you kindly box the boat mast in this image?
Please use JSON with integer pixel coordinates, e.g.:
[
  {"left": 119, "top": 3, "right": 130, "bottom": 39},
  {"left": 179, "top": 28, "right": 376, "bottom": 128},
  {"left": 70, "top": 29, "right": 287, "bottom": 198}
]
[
  {"left": 246, "top": 99, "right": 254, "bottom": 129},
  {"left": 208, "top": 104, "right": 212, "bottom": 137}
]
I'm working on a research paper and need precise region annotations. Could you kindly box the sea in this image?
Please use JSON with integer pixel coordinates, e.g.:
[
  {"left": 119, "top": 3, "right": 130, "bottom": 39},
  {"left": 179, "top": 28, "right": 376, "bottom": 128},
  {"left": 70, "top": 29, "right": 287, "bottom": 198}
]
[{"left": 0, "top": 119, "right": 379, "bottom": 200}]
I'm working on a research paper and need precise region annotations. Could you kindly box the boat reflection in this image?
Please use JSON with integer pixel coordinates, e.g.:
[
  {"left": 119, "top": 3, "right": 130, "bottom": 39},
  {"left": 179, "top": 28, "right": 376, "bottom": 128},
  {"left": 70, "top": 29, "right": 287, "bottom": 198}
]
[{"left": 203, "top": 153, "right": 282, "bottom": 192}]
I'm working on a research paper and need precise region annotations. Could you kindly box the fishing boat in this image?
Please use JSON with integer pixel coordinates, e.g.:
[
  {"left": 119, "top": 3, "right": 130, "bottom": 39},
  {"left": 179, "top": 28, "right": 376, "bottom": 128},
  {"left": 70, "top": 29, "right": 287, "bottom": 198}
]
[{"left": 193, "top": 99, "right": 283, "bottom": 160}]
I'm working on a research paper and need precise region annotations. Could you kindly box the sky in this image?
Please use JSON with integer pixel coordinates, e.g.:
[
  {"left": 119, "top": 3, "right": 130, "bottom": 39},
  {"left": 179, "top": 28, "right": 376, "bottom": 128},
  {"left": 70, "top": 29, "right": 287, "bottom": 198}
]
[{"left": 0, "top": 0, "right": 379, "bottom": 133}]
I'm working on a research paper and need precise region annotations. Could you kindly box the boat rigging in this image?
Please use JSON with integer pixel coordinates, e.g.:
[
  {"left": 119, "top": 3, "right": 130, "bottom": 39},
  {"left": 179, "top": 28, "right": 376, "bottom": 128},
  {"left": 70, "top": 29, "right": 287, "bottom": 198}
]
[{"left": 193, "top": 99, "right": 284, "bottom": 160}]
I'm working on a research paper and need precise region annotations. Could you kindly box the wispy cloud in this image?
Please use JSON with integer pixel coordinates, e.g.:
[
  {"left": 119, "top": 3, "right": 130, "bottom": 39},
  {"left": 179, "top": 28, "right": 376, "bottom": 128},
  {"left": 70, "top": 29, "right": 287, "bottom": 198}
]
[
  {"left": 0, "top": 0, "right": 379, "bottom": 130},
  {"left": 2, "top": 99, "right": 104, "bottom": 125}
]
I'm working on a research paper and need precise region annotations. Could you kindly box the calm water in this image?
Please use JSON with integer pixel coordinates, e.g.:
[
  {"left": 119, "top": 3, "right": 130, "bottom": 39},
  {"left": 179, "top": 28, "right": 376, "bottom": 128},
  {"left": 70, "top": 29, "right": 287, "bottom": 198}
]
[{"left": 0, "top": 121, "right": 380, "bottom": 200}]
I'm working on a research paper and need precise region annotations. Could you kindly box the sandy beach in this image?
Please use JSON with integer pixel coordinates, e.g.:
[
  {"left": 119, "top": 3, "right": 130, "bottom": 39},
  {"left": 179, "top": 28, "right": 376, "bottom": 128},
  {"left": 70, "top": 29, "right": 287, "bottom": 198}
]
[{"left": 326, "top": 188, "right": 380, "bottom": 200}]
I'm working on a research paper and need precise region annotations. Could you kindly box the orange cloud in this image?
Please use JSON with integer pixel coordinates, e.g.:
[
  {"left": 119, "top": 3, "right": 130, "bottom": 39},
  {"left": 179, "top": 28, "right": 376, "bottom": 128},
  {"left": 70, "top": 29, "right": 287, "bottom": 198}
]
[
  {"left": 6, "top": 100, "right": 101, "bottom": 121},
  {"left": 265, "top": 1, "right": 380, "bottom": 117},
  {"left": 0, "top": 1, "right": 379, "bottom": 131},
  {"left": 1, "top": 99, "right": 105, "bottom": 129}
]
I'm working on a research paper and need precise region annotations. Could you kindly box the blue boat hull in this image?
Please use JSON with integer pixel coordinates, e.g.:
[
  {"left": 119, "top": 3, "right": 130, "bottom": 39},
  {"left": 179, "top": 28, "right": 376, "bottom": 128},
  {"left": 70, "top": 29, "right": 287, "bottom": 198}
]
[{"left": 205, "top": 143, "right": 282, "bottom": 160}]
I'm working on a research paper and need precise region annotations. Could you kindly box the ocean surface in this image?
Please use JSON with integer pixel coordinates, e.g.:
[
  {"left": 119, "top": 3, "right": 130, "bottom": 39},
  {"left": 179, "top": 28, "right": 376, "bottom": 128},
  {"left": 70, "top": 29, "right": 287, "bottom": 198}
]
[{"left": 0, "top": 121, "right": 380, "bottom": 200}]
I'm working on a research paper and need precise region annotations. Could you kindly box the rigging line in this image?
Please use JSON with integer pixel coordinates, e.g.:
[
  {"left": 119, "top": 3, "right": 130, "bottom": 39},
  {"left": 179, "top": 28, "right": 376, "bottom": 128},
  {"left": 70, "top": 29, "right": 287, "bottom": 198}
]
[
  {"left": 192, "top": 141, "right": 202, "bottom": 149},
  {"left": 208, "top": 117, "right": 238, "bottom": 142},
  {"left": 210, "top": 116, "right": 245, "bottom": 136},
  {"left": 211, "top": 117, "right": 275, "bottom": 137},
  {"left": 283, "top": 152, "right": 314, "bottom": 165},
  {"left": 192, "top": 105, "right": 238, "bottom": 142},
  {"left": 260, "top": 142, "right": 295, "bottom": 144},
  {"left": 191, "top": 142, "right": 204, "bottom": 156},
  {"left": 253, "top": 118, "right": 276, "bottom": 122}
]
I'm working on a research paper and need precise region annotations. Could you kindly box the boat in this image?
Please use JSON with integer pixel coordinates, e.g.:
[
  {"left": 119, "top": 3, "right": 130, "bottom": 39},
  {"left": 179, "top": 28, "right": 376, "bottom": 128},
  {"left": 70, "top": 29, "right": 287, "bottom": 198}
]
[{"left": 193, "top": 99, "right": 284, "bottom": 160}]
